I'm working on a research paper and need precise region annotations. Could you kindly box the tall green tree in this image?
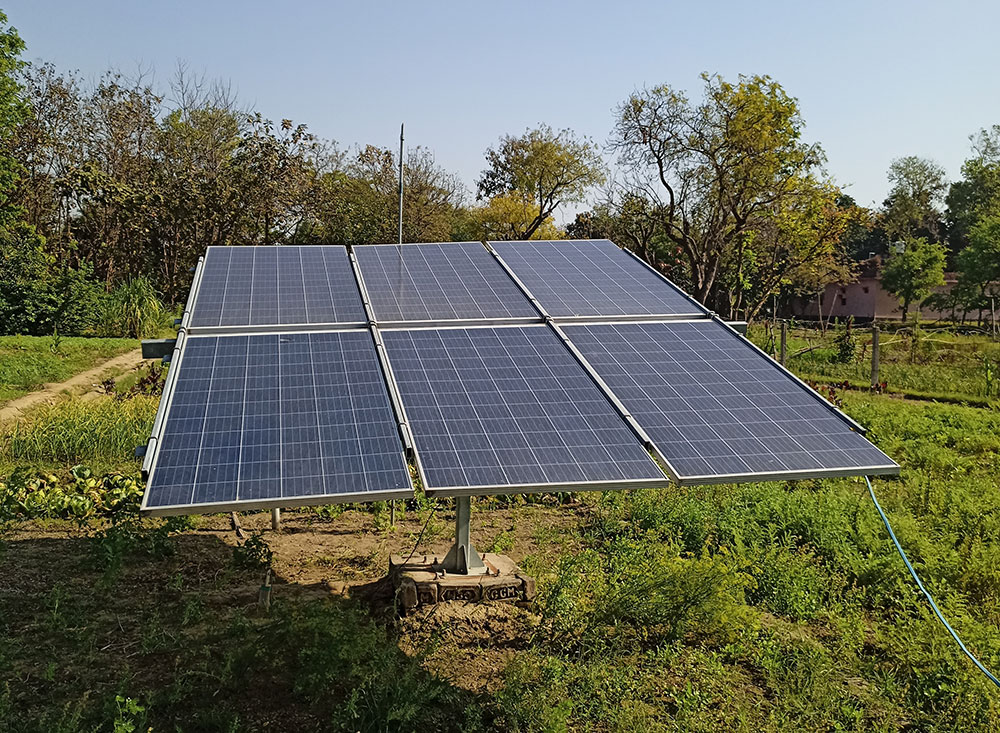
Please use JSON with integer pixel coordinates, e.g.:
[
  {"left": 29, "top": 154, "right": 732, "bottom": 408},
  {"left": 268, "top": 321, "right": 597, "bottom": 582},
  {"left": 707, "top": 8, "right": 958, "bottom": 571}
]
[
  {"left": 880, "top": 237, "right": 947, "bottom": 322},
  {"left": 882, "top": 156, "right": 948, "bottom": 242},
  {"left": 946, "top": 126, "right": 1000, "bottom": 255},
  {"left": 957, "top": 215, "right": 1000, "bottom": 323},
  {"left": 476, "top": 124, "right": 605, "bottom": 240},
  {"left": 610, "top": 73, "right": 849, "bottom": 318},
  {"left": 0, "top": 10, "right": 28, "bottom": 228},
  {"left": 303, "top": 144, "right": 464, "bottom": 246}
]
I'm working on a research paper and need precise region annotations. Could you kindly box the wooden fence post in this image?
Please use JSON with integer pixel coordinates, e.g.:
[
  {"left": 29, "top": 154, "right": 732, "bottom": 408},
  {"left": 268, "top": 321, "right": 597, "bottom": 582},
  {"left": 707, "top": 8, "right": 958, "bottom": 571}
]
[
  {"left": 779, "top": 321, "right": 788, "bottom": 366},
  {"left": 871, "top": 325, "right": 880, "bottom": 390}
]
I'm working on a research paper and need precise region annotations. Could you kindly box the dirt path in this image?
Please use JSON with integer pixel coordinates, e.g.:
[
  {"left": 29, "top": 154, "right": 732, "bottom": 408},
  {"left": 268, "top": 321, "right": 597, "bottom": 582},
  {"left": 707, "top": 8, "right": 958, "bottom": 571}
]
[{"left": 0, "top": 348, "right": 146, "bottom": 425}]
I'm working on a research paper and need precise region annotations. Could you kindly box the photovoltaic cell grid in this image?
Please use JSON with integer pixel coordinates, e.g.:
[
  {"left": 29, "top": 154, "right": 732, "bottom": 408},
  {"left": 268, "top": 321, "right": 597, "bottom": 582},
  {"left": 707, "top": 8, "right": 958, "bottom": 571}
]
[
  {"left": 563, "top": 321, "right": 899, "bottom": 483},
  {"left": 189, "top": 246, "right": 367, "bottom": 328},
  {"left": 354, "top": 242, "right": 539, "bottom": 323},
  {"left": 490, "top": 239, "right": 707, "bottom": 318},
  {"left": 143, "top": 331, "right": 411, "bottom": 513},
  {"left": 381, "top": 325, "right": 667, "bottom": 494}
]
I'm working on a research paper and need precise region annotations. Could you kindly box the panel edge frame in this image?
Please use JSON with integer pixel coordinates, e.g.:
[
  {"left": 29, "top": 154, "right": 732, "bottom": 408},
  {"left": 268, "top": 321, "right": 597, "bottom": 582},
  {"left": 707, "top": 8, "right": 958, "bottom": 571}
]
[{"left": 144, "top": 487, "right": 415, "bottom": 517}]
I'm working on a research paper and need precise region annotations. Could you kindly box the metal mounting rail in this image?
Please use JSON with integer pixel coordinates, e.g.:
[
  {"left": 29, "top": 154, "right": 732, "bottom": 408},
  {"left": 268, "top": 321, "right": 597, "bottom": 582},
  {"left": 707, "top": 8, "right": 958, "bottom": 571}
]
[
  {"left": 348, "top": 247, "right": 414, "bottom": 457},
  {"left": 141, "top": 256, "right": 205, "bottom": 479},
  {"left": 484, "top": 240, "right": 679, "bottom": 483}
]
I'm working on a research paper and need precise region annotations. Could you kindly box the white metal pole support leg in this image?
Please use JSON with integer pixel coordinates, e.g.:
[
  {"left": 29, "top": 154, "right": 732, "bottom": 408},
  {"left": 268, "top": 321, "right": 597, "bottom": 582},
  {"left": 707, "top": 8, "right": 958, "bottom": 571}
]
[
  {"left": 441, "top": 496, "right": 487, "bottom": 575},
  {"left": 271, "top": 508, "right": 281, "bottom": 531}
]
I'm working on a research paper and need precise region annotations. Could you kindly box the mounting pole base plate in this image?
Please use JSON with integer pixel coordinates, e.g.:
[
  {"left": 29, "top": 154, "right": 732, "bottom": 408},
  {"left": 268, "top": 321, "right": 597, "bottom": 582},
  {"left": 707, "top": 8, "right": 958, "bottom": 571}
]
[{"left": 388, "top": 552, "right": 535, "bottom": 613}]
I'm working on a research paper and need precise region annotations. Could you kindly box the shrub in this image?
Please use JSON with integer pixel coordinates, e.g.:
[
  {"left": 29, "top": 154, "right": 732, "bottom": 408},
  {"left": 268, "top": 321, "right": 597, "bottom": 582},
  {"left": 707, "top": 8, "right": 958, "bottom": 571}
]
[
  {"left": 99, "top": 277, "right": 169, "bottom": 339},
  {"left": 834, "top": 318, "right": 857, "bottom": 363},
  {"left": 0, "top": 224, "right": 105, "bottom": 336},
  {"left": 232, "top": 532, "right": 273, "bottom": 569},
  {"left": 538, "top": 539, "right": 753, "bottom": 652}
]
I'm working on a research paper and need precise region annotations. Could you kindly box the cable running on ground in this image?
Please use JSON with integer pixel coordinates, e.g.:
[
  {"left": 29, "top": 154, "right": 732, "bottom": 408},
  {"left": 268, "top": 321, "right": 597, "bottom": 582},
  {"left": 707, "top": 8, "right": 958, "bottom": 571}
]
[{"left": 865, "top": 475, "right": 999, "bottom": 690}]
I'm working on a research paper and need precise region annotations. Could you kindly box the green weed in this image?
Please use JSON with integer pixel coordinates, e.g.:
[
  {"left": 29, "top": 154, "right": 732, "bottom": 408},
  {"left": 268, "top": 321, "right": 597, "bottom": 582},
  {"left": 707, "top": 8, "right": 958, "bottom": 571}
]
[
  {"left": 1, "top": 396, "right": 156, "bottom": 469},
  {"left": 231, "top": 532, "right": 273, "bottom": 569}
]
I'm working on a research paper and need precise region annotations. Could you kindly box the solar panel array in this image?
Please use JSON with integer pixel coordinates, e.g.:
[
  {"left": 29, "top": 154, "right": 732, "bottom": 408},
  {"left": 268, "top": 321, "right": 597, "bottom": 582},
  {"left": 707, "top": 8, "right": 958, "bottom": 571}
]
[
  {"left": 490, "top": 239, "right": 706, "bottom": 319},
  {"left": 190, "top": 246, "right": 366, "bottom": 329},
  {"left": 143, "top": 240, "right": 897, "bottom": 515},
  {"left": 382, "top": 326, "right": 665, "bottom": 494},
  {"left": 563, "top": 321, "right": 899, "bottom": 483},
  {"left": 354, "top": 242, "right": 539, "bottom": 323},
  {"left": 143, "top": 331, "right": 411, "bottom": 513}
]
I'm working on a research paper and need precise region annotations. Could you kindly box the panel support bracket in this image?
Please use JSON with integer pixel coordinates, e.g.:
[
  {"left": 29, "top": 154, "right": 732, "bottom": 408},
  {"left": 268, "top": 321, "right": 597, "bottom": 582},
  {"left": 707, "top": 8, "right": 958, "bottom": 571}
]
[{"left": 440, "top": 496, "right": 487, "bottom": 575}]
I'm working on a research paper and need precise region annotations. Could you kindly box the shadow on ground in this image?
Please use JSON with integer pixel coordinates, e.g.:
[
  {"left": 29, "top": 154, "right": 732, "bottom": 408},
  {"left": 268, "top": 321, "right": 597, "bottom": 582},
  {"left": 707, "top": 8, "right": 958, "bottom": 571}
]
[{"left": 0, "top": 525, "right": 497, "bottom": 732}]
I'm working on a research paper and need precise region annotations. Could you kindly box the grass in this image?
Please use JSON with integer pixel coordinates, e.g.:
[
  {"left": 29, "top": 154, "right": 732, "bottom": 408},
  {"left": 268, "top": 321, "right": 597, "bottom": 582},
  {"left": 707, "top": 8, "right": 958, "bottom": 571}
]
[
  {"left": 0, "top": 335, "right": 138, "bottom": 404},
  {"left": 491, "top": 392, "right": 1000, "bottom": 731},
  {"left": 0, "top": 396, "right": 156, "bottom": 474},
  {"left": 749, "top": 323, "right": 1000, "bottom": 404},
  {"left": 1, "top": 332, "right": 999, "bottom": 730}
]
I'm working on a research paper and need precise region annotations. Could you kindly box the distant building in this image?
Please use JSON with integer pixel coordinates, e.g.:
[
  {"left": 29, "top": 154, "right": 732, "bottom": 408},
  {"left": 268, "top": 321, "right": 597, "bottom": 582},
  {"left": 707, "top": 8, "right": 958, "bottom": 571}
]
[{"left": 787, "top": 257, "right": 959, "bottom": 322}]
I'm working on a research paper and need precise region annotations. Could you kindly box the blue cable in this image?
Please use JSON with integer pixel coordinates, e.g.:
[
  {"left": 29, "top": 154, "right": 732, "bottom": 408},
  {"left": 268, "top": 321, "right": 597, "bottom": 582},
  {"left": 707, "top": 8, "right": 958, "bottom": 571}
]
[{"left": 865, "top": 476, "right": 1000, "bottom": 690}]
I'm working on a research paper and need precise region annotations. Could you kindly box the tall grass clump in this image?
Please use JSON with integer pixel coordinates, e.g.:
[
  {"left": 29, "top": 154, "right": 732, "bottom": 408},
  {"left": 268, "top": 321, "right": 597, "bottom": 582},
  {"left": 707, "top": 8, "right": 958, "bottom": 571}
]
[
  {"left": 100, "top": 277, "right": 169, "bottom": 339},
  {"left": 1, "top": 396, "right": 157, "bottom": 465}
]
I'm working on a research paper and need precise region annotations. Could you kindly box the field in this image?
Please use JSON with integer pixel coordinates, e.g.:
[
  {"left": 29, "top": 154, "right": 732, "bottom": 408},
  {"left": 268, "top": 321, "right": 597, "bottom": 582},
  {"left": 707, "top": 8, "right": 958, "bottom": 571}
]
[
  {"left": 1, "top": 330, "right": 999, "bottom": 731},
  {"left": 0, "top": 336, "right": 139, "bottom": 404},
  {"left": 748, "top": 323, "right": 1000, "bottom": 405}
]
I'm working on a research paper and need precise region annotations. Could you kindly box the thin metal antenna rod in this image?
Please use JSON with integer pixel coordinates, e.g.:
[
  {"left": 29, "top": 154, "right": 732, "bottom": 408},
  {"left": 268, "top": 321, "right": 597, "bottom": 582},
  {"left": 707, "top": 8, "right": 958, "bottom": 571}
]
[
  {"left": 390, "top": 122, "right": 405, "bottom": 527},
  {"left": 398, "top": 123, "right": 404, "bottom": 245}
]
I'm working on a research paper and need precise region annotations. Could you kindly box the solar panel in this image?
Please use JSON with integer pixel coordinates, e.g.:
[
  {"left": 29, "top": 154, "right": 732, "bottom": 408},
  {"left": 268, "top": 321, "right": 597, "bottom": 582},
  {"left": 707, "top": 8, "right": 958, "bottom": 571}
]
[
  {"left": 562, "top": 320, "right": 899, "bottom": 484},
  {"left": 381, "top": 325, "right": 668, "bottom": 495},
  {"left": 142, "top": 330, "right": 412, "bottom": 514},
  {"left": 354, "top": 242, "right": 539, "bottom": 324},
  {"left": 490, "top": 239, "right": 707, "bottom": 319},
  {"left": 189, "top": 246, "right": 367, "bottom": 329}
]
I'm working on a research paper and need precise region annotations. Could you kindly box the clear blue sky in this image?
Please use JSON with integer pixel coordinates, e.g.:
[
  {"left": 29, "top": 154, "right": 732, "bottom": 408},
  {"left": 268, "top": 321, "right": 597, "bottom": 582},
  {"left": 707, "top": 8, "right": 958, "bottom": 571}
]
[{"left": 6, "top": 0, "right": 999, "bottom": 213}]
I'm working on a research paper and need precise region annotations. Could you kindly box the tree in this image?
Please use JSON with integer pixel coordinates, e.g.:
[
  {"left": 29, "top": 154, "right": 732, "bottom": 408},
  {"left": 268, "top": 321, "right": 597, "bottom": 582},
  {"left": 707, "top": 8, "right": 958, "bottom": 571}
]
[
  {"left": 946, "top": 126, "right": 1000, "bottom": 254},
  {"left": 837, "top": 194, "right": 888, "bottom": 261},
  {"left": 232, "top": 114, "right": 320, "bottom": 245},
  {"left": 0, "top": 10, "right": 28, "bottom": 229},
  {"left": 880, "top": 237, "right": 947, "bottom": 322},
  {"left": 477, "top": 124, "right": 604, "bottom": 239},
  {"left": 728, "top": 178, "right": 861, "bottom": 321},
  {"left": 471, "top": 193, "right": 566, "bottom": 242},
  {"left": 957, "top": 215, "right": 1000, "bottom": 325},
  {"left": 305, "top": 144, "right": 464, "bottom": 246},
  {"left": 882, "top": 156, "right": 948, "bottom": 241},
  {"left": 610, "top": 73, "right": 847, "bottom": 318}
]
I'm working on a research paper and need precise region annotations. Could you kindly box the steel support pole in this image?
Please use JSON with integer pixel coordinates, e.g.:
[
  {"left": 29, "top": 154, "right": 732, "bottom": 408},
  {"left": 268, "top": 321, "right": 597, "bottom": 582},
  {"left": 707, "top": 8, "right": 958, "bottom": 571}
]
[
  {"left": 871, "top": 325, "right": 880, "bottom": 390},
  {"left": 271, "top": 508, "right": 281, "bottom": 532},
  {"left": 779, "top": 321, "right": 788, "bottom": 365},
  {"left": 441, "top": 496, "right": 487, "bottom": 575}
]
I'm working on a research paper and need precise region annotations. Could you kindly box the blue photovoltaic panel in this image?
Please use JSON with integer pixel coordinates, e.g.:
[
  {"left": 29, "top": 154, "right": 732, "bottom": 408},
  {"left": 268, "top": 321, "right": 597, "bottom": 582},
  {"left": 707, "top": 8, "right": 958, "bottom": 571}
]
[
  {"left": 563, "top": 321, "right": 899, "bottom": 483},
  {"left": 381, "top": 325, "right": 667, "bottom": 494},
  {"left": 143, "top": 331, "right": 411, "bottom": 513},
  {"left": 189, "top": 246, "right": 366, "bottom": 328},
  {"left": 354, "top": 242, "right": 539, "bottom": 323},
  {"left": 490, "top": 239, "right": 706, "bottom": 318}
]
